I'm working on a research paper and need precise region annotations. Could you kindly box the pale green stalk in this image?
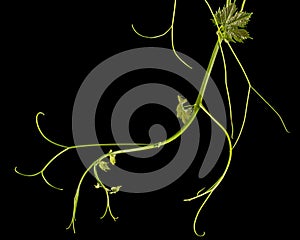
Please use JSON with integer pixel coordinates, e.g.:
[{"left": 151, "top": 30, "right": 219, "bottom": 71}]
[
  {"left": 226, "top": 42, "right": 290, "bottom": 148},
  {"left": 241, "top": 0, "right": 247, "bottom": 11},
  {"left": 219, "top": 39, "right": 234, "bottom": 138}
]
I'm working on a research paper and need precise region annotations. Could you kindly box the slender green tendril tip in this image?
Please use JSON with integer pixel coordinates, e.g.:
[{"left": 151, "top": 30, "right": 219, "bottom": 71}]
[{"left": 131, "top": 0, "right": 192, "bottom": 69}]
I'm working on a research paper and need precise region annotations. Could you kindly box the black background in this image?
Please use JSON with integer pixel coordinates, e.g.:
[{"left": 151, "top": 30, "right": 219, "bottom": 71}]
[{"left": 2, "top": 1, "right": 298, "bottom": 239}]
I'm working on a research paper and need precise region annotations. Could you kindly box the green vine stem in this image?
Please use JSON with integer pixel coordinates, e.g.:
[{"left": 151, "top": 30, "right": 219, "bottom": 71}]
[{"left": 15, "top": 0, "right": 290, "bottom": 237}]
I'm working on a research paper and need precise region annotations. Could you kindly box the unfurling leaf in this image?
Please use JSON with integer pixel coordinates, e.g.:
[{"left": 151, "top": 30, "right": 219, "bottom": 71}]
[
  {"left": 108, "top": 149, "right": 116, "bottom": 165},
  {"left": 176, "top": 95, "right": 193, "bottom": 124},
  {"left": 110, "top": 186, "right": 122, "bottom": 194},
  {"left": 212, "top": 3, "right": 252, "bottom": 43},
  {"left": 99, "top": 160, "right": 110, "bottom": 172}
]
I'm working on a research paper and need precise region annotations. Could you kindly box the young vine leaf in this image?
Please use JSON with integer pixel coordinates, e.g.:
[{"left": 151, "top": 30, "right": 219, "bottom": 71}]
[
  {"left": 94, "top": 182, "right": 121, "bottom": 194},
  {"left": 110, "top": 186, "right": 122, "bottom": 194},
  {"left": 108, "top": 149, "right": 117, "bottom": 165},
  {"left": 212, "top": 3, "right": 252, "bottom": 43},
  {"left": 99, "top": 160, "right": 111, "bottom": 172},
  {"left": 176, "top": 95, "right": 193, "bottom": 124}
]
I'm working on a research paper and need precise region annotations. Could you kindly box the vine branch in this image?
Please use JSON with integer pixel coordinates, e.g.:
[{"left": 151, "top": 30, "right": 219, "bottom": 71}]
[{"left": 15, "top": 0, "right": 290, "bottom": 238}]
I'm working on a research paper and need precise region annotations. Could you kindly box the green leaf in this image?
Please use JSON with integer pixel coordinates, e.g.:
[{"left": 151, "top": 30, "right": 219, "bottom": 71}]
[
  {"left": 108, "top": 149, "right": 116, "bottom": 165},
  {"left": 227, "top": 11, "right": 252, "bottom": 28},
  {"left": 99, "top": 160, "right": 110, "bottom": 172},
  {"left": 110, "top": 186, "right": 122, "bottom": 194},
  {"left": 176, "top": 95, "right": 193, "bottom": 124},
  {"left": 212, "top": 3, "right": 252, "bottom": 43},
  {"left": 229, "top": 27, "right": 252, "bottom": 43},
  {"left": 214, "top": 3, "right": 237, "bottom": 26}
]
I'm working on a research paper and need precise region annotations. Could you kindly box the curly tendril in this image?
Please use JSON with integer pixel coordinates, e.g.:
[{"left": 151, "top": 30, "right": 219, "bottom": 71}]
[{"left": 131, "top": 0, "right": 193, "bottom": 69}]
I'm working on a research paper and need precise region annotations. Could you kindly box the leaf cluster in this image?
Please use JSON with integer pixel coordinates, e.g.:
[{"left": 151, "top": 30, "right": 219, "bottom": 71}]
[
  {"left": 96, "top": 150, "right": 121, "bottom": 194},
  {"left": 212, "top": 3, "right": 252, "bottom": 43}
]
